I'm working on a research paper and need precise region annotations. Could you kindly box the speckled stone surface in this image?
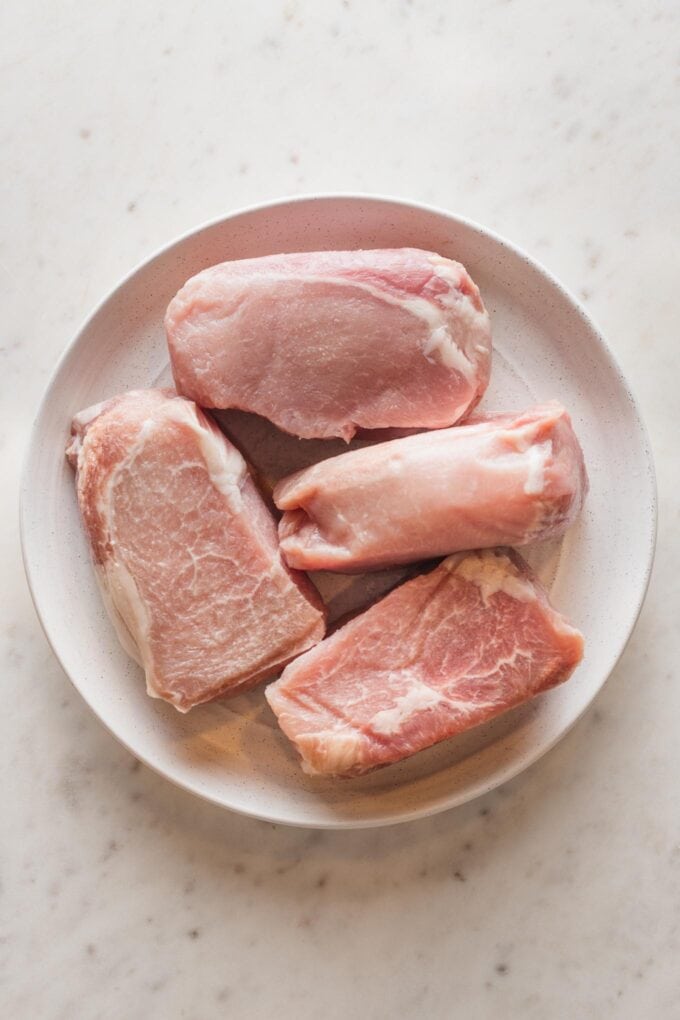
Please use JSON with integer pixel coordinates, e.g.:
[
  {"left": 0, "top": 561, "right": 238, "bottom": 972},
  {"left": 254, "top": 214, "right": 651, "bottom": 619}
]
[{"left": 2, "top": 1, "right": 678, "bottom": 1016}]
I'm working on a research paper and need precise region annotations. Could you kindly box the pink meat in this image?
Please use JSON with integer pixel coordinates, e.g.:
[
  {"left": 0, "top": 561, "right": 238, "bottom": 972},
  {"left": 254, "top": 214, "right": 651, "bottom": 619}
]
[
  {"left": 265, "top": 549, "right": 584, "bottom": 777},
  {"left": 66, "top": 389, "right": 325, "bottom": 711},
  {"left": 275, "top": 403, "right": 588, "bottom": 573},
  {"left": 165, "top": 248, "right": 492, "bottom": 440}
]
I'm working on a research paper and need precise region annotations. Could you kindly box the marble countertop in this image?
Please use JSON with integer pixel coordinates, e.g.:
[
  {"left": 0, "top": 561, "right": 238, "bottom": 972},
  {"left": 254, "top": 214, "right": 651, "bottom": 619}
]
[{"left": 3, "top": 1, "right": 679, "bottom": 1016}]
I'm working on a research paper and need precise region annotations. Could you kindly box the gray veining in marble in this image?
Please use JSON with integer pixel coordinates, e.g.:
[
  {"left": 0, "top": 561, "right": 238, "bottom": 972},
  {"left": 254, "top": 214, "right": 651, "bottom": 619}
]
[{"left": 2, "top": 1, "right": 679, "bottom": 1016}]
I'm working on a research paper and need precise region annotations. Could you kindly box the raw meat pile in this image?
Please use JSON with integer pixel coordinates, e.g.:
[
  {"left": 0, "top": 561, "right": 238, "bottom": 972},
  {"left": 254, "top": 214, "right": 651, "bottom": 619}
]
[{"left": 68, "top": 246, "right": 587, "bottom": 779}]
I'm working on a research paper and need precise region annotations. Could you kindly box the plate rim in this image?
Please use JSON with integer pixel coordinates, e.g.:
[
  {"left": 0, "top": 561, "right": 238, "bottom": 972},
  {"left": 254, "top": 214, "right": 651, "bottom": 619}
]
[{"left": 20, "top": 192, "right": 658, "bottom": 829}]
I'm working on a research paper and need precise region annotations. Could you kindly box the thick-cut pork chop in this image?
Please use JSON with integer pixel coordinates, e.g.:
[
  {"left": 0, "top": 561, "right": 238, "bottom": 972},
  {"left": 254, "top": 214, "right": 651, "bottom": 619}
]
[
  {"left": 265, "top": 549, "right": 584, "bottom": 777},
  {"left": 276, "top": 403, "right": 587, "bottom": 573},
  {"left": 165, "top": 248, "right": 492, "bottom": 440},
  {"left": 66, "top": 389, "right": 325, "bottom": 711}
]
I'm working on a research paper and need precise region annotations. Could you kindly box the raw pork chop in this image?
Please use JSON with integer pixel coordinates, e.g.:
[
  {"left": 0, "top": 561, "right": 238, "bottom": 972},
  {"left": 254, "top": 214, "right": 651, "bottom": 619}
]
[
  {"left": 66, "top": 389, "right": 325, "bottom": 711},
  {"left": 165, "top": 248, "right": 492, "bottom": 440},
  {"left": 276, "top": 403, "right": 587, "bottom": 572},
  {"left": 266, "top": 549, "right": 584, "bottom": 777}
]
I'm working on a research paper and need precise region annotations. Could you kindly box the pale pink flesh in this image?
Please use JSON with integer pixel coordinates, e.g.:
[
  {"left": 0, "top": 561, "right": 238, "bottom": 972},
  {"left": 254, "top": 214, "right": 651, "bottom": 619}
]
[
  {"left": 165, "top": 248, "right": 492, "bottom": 440},
  {"left": 67, "top": 389, "right": 325, "bottom": 711},
  {"left": 275, "top": 403, "right": 588, "bottom": 573},
  {"left": 265, "top": 549, "right": 584, "bottom": 777}
]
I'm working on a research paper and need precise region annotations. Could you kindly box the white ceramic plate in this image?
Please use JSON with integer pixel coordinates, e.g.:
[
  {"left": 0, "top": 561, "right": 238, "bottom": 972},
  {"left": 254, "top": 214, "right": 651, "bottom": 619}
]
[{"left": 21, "top": 195, "right": 656, "bottom": 829}]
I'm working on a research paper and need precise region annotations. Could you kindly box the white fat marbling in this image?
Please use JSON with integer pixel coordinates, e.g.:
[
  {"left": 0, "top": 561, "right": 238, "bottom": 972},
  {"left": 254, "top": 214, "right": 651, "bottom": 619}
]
[
  {"left": 371, "top": 680, "right": 445, "bottom": 736},
  {"left": 523, "top": 440, "right": 552, "bottom": 495},
  {"left": 2, "top": 1, "right": 679, "bottom": 1017},
  {"left": 188, "top": 403, "right": 247, "bottom": 512},
  {"left": 445, "top": 550, "right": 538, "bottom": 604}
]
